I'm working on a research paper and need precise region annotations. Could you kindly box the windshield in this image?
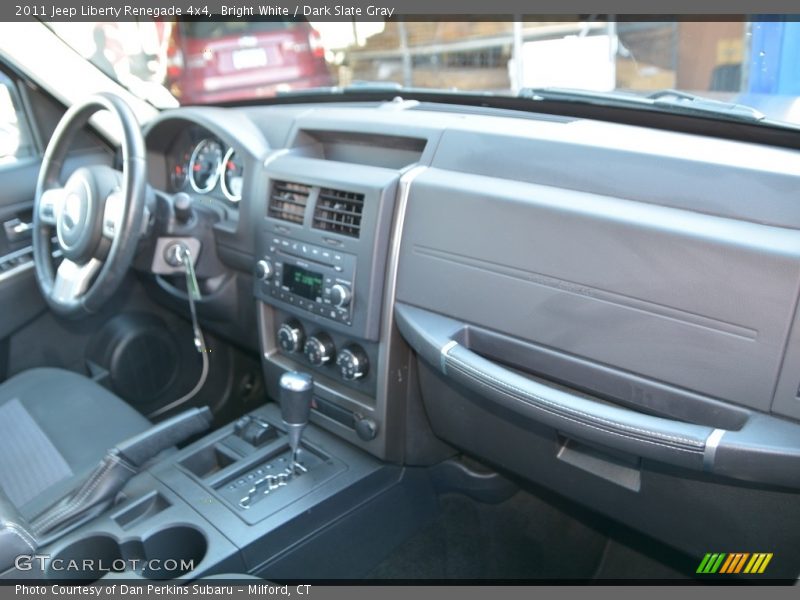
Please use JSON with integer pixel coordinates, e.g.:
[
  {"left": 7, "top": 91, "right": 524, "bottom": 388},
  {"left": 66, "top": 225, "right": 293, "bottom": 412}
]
[{"left": 44, "top": 19, "right": 800, "bottom": 126}]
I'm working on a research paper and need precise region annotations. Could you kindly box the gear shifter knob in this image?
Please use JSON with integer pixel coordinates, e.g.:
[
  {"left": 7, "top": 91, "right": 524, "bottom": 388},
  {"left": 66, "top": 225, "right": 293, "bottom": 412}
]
[{"left": 279, "top": 371, "right": 313, "bottom": 460}]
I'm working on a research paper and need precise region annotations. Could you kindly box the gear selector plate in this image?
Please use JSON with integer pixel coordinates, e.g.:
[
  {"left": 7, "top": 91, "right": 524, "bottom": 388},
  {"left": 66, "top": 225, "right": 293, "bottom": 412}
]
[{"left": 212, "top": 444, "right": 345, "bottom": 519}]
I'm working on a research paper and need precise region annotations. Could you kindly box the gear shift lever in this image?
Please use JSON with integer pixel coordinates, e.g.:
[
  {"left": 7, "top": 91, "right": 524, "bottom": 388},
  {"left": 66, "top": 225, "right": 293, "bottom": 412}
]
[{"left": 279, "top": 371, "right": 313, "bottom": 471}]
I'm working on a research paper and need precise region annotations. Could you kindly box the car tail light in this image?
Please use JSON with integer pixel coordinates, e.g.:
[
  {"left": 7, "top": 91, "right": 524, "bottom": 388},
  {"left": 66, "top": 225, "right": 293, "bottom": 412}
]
[
  {"left": 166, "top": 39, "right": 184, "bottom": 81},
  {"left": 308, "top": 28, "right": 324, "bottom": 59}
]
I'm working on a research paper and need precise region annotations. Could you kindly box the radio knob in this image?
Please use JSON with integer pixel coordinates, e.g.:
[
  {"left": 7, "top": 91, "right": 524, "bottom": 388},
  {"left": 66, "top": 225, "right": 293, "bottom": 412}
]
[
  {"left": 330, "top": 283, "right": 352, "bottom": 308},
  {"left": 255, "top": 259, "right": 273, "bottom": 281},
  {"left": 277, "top": 321, "right": 304, "bottom": 353},
  {"left": 336, "top": 345, "right": 369, "bottom": 381},
  {"left": 304, "top": 333, "right": 335, "bottom": 366}
]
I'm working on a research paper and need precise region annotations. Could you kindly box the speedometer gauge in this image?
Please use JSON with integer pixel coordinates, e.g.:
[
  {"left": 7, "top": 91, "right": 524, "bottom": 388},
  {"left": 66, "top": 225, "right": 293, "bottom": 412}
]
[
  {"left": 221, "top": 148, "right": 244, "bottom": 203},
  {"left": 189, "top": 139, "right": 223, "bottom": 193}
]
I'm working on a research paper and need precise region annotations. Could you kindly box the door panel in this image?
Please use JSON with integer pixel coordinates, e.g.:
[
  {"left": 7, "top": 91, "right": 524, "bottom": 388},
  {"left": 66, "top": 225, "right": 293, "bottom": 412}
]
[
  {"left": 0, "top": 158, "right": 46, "bottom": 340},
  {"left": 0, "top": 67, "right": 114, "bottom": 352}
]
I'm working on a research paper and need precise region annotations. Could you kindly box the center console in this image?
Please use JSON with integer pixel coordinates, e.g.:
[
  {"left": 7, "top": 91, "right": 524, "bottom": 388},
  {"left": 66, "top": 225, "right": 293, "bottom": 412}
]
[{"left": 5, "top": 402, "right": 436, "bottom": 582}]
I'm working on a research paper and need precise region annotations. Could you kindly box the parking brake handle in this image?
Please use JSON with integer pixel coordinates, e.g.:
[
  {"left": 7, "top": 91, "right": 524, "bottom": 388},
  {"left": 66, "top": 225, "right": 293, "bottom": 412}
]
[
  {"left": 116, "top": 406, "right": 212, "bottom": 467},
  {"left": 31, "top": 407, "right": 213, "bottom": 543}
]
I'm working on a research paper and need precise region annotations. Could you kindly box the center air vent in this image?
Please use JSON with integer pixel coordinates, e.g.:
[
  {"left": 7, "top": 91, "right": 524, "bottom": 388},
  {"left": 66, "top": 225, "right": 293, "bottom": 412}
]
[
  {"left": 268, "top": 180, "right": 310, "bottom": 224},
  {"left": 313, "top": 188, "right": 364, "bottom": 238}
]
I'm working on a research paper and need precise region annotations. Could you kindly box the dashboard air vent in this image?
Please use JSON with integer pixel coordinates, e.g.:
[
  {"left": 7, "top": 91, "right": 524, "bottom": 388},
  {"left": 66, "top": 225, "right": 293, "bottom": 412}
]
[
  {"left": 312, "top": 188, "right": 364, "bottom": 238},
  {"left": 268, "top": 180, "right": 310, "bottom": 224}
]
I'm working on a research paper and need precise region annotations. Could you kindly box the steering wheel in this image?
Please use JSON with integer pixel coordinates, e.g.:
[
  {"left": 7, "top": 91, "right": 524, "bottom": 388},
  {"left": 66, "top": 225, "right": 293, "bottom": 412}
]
[{"left": 33, "top": 93, "right": 147, "bottom": 318}]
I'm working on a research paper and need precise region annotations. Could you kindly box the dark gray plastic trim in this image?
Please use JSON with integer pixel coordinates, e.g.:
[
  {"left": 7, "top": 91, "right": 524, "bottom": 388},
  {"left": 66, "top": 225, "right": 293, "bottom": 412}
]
[
  {"left": 394, "top": 167, "right": 800, "bottom": 414},
  {"left": 396, "top": 302, "right": 800, "bottom": 489}
]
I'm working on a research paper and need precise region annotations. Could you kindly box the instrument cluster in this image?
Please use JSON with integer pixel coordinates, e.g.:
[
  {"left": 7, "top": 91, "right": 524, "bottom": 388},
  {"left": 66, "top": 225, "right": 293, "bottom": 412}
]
[{"left": 166, "top": 128, "right": 244, "bottom": 205}]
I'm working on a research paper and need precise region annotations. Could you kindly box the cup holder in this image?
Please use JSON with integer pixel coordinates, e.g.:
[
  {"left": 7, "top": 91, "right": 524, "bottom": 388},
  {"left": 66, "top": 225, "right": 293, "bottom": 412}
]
[
  {"left": 48, "top": 526, "right": 208, "bottom": 582},
  {"left": 139, "top": 526, "right": 207, "bottom": 580},
  {"left": 47, "top": 535, "right": 124, "bottom": 581}
]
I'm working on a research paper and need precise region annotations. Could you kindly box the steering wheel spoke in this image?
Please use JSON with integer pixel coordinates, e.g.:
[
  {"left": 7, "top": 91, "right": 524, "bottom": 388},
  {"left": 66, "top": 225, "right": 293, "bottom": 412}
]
[
  {"left": 52, "top": 258, "right": 102, "bottom": 305},
  {"left": 38, "top": 187, "right": 65, "bottom": 226},
  {"left": 102, "top": 189, "right": 124, "bottom": 239}
]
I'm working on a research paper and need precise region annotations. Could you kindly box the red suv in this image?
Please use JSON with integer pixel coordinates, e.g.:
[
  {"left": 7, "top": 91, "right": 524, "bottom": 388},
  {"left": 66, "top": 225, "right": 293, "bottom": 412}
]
[{"left": 165, "top": 20, "right": 333, "bottom": 105}]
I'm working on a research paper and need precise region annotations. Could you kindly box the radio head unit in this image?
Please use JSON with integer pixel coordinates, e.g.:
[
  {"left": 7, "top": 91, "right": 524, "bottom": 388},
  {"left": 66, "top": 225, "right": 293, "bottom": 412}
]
[{"left": 259, "top": 235, "right": 357, "bottom": 326}]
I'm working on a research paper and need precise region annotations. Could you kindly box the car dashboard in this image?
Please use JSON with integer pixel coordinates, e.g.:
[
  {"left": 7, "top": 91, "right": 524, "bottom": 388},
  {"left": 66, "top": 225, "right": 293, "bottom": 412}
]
[{"left": 133, "top": 99, "right": 800, "bottom": 577}]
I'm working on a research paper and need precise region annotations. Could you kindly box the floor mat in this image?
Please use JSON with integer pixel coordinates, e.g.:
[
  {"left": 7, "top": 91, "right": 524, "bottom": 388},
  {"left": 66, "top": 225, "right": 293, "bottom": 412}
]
[
  {"left": 367, "top": 491, "right": 609, "bottom": 580},
  {"left": 592, "top": 535, "right": 690, "bottom": 580}
]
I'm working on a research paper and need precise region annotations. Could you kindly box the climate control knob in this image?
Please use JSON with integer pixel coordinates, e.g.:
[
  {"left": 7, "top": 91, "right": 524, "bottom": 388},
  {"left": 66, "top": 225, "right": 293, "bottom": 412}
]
[
  {"left": 336, "top": 345, "right": 369, "bottom": 380},
  {"left": 330, "top": 283, "right": 352, "bottom": 309},
  {"left": 304, "top": 333, "right": 335, "bottom": 366},
  {"left": 255, "top": 259, "right": 273, "bottom": 281},
  {"left": 277, "top": 321, "right": 304, "bottom": 354}
]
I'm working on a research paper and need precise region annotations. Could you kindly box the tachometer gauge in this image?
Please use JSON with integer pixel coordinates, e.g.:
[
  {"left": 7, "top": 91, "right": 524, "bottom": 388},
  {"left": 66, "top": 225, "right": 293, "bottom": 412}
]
[
  {"left": 221, "top": 148, "right": 244, "bottom": 203},
  {"left": 189, "top": 139, "right": 223, "bottom": 193}
]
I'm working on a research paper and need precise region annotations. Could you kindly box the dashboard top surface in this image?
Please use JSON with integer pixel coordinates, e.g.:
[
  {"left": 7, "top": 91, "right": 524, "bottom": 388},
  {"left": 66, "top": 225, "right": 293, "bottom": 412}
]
[{"left": 143, "top": 100, "right": 800, "bottom": 243}]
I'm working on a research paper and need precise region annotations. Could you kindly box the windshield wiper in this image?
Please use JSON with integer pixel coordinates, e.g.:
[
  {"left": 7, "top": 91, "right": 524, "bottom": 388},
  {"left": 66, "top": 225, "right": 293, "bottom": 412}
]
[
  {"left": 646, "top": 89, "right": 765, "bottom": 121},
  {"left": 518, "top": 87, "right": 766, "bottom": 124},
  {"left": 345, "top": 81, "right": 405, "bottom": 91},
  {"left": 276, "top": 81, "right": 410, "bottom": 97}
]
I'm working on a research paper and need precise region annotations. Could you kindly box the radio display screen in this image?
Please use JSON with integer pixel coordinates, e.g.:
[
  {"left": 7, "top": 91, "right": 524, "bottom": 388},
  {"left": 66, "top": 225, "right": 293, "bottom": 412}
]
[{"left": 283, "top": 264, "right": 323, "bottom": 301}]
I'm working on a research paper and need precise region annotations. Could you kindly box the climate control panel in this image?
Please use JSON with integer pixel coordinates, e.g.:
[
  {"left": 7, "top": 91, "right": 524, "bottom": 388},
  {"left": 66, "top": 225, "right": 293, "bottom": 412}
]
[{"left": 276, "top": 317, "right": 371, "bottom": 384}]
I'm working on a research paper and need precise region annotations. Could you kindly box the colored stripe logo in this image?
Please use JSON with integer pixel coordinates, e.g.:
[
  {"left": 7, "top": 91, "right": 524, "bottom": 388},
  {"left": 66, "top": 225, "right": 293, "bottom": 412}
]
[{"left": 696, "top": 553, "right": 773, "bottom": 574}]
